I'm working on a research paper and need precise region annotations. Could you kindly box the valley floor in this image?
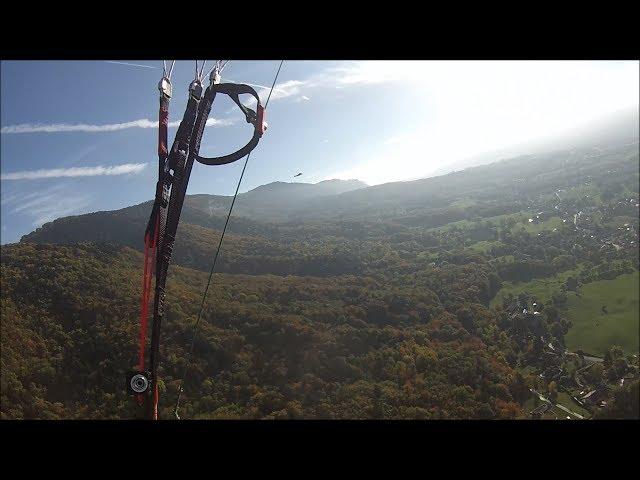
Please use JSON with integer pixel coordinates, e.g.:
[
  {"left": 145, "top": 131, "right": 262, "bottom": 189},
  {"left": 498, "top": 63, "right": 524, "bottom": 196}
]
[{"left": 564, "top": 271, "right": 639, "bottom": 356}]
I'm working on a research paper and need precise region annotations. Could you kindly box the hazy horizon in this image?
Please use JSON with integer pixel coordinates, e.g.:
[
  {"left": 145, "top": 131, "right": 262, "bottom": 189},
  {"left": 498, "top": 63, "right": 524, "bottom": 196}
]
[{"left": 2, "top": 60, "right": 638, "bottom": 244}]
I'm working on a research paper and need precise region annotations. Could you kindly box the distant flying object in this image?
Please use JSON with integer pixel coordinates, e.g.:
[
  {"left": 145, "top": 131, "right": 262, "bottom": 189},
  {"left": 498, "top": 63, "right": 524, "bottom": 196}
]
[{"left": 294, "top": 172, "right": 303, "bottom": 177}]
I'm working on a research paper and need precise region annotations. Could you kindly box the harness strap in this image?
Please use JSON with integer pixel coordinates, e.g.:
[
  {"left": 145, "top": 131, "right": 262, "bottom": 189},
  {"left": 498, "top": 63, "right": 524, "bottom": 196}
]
[
  {"left": 136, "top": 75, "right": 173, "bottom": 410},
  {"left": 194, "top": 83, "right": 266, "bottom": 166},
  {"left": 147, "top": 80, "right": 204, "bottom": 420},
  {"left": 136, "top": 218, "right": 158, "bottom": 405},
  {"left": 158, "top": 94, "right": 170, "bottom": 158},
  {"left": 139, "top": 65, "right": 275, "bottom": 420}
]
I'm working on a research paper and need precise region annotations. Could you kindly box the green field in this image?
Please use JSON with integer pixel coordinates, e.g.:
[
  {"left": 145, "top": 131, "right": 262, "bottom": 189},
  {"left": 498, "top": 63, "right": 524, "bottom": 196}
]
[
  {"left": 557, "top": 184, "right": 603, "bottom": 205},
  {"left": 468, "top": 240, "right": 503, "bottom": 254},
  {"left": 564, "top": 271, "right": 639, "bottom": 356},
  {"left": 450, "top": 198, "right": 477, "bottom": 209},
  {"left": 521, "top": 391, "right": 591, "bottom": 420},
  {"left": 428, "top": 212, "right": 527, "bottom": 233},
  {"left": 556, "top": 391, "right": 591, "bottom": 418},
  {"left": 492, "top": 269, "right": 638, "bottom": 355},
  {"left": 490, "top": 265, "right": 584, "bottom": 308},
  {"left": 514, "top": 216, "right": 564, "bottom": 234},
  {"left": 428, "top": 218, "right": 474, "bottom": 233}
]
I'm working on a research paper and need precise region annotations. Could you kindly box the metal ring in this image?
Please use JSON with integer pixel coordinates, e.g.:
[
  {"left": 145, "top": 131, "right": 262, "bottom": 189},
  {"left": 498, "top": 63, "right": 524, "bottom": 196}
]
[{"left": 130, "top": 373, "right": 149, "bottom": 394}]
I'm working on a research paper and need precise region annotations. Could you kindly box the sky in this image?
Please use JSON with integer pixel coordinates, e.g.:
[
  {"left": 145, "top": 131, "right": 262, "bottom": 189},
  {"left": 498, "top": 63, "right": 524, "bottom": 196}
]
[{"left": 1, "top": 60, "right": 638, "bottom": 244}]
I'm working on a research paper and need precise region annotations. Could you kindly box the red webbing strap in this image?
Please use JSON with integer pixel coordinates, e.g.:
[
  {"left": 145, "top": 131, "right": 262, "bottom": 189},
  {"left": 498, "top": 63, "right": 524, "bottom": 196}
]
[
  {"left": 135, "top": 235, "right": 152, "bottom": 405},
  {"left": 141, "top": 97, "right": 169, "bottom": 373},
  {"left": 136, "top": 215, "right": 159, "bottom": 405},
  {"left": 150, "top": 95, "right": 169, "bottom": 418},
  {"left": 139, "top": 235, "right": 152, "bottom": 368},
  {"left": 151, "top": 216, "right": 160, "bottom": 419}
]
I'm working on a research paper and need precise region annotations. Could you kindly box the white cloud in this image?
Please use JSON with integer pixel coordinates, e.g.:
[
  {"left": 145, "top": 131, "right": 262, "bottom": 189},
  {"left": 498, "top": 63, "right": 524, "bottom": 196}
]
[
  {"left": 221, "top": 78, "right": 290, "bottom": 94},
  {"left": 243, "top": 80, "right": 306, "bottom": 107},
  {"left": 31, "top": 197, "right": 92, "bottom": 226},
  {"left": 3, "top": 70, "right": 314, "bottom": 137},
  {"left": 253, "top": 61, "right": 639, "bottom": 132},
  {"left": 1, "top": 193, "right": 21, "bottom": 206},
  {"left": 321, "top": 60, "right": 640, "bottom": 185},
  {"left": 2, "top": 188, "right": 58, "bottom": 206},
  {"left": 11, "top": 191, "right": 65, "bottom": 214},
  {"left": 204, "top": 118, "right": 233, "bottom": 127},
  {"left": 1, "top": 118, "right": 233, "bottom": 134},
  {"left": 222, "top": 64, "right": 386, "bottom": 109},
  {"left": 1, "top": 184, "right": 92, "bottom": 227},
  {"left": 1, "top": 163, "right": 148, "bottom": 181},
  {"left": 28, "top": 192, "right": 92, "bottom": 227}
]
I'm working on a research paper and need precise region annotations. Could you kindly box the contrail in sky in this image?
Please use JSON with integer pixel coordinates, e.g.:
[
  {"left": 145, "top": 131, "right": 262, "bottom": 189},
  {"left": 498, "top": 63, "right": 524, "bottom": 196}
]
[
  {"left": 1, "top": 163, "right": 148, "bottom": 181},
  {"left": 1, "top": 118, "right": 233, "bottom": 134},
  {"left": 221, "top": 77, "right": 288, "bottom": 94},
  {"left": 104, "top": 61, "right": 158, "bottom": 69}
]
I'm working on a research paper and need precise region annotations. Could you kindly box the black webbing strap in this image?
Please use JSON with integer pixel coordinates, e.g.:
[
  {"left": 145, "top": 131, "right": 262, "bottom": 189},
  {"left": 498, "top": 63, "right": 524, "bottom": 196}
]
[
  {"left": 147, "top": 81, "right": 203, "bottom": 419},
  {"left": 194, "top": 83, "right": 265, "bottom": 166}
]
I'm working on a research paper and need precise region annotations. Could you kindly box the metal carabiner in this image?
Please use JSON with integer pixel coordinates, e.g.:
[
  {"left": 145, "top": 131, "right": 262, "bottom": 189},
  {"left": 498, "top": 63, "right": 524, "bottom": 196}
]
[
  {"left": 188, "top": 79, "right": 203, "bottom": 100},
  {"left": 158, "top": 76, "right": 172, "bottom": 99},
  {"left": 209, "top": 65, "right": 222, "bottom": 86}
]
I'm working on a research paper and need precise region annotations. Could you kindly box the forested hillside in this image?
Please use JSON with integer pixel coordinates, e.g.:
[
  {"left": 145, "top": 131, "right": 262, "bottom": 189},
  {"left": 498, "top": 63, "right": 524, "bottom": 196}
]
[
  {"left": 2, "top": 141, "right": 639, "bottom": 419},
  {"left": 1, "top": 243, "right": 522, "bottom": 419}
]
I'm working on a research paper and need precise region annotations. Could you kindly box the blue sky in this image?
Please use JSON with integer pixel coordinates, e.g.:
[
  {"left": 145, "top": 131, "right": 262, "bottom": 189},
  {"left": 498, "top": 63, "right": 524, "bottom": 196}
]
[{"left": 1, "top": 60, "right": 638, "bottom": 244}]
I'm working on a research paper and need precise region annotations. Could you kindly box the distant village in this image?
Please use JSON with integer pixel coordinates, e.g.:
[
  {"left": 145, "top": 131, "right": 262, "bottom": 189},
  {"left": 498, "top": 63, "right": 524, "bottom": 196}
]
[
  {"left": 503, "top": 295, "right": 639, "bottom": 419},
  {"left": 523, "top": 179, "right": 638, "bottom": 256}
]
